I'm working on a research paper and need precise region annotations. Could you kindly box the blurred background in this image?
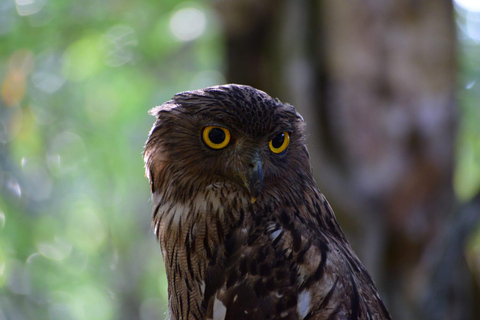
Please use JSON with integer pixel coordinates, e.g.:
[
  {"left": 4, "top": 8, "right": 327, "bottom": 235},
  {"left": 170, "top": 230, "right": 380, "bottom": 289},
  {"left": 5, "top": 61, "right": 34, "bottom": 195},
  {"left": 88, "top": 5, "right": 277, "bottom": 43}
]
[{"left": 0, "top": 0, "right": 479, "bottom": 319}]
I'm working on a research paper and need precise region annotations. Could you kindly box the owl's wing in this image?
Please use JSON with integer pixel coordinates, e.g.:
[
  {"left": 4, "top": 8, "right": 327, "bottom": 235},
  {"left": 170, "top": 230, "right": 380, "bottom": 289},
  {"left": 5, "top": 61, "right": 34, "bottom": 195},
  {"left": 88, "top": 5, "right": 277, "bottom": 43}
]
[{"left": 203, "top": 223, "right": 301, "bottom": 320}]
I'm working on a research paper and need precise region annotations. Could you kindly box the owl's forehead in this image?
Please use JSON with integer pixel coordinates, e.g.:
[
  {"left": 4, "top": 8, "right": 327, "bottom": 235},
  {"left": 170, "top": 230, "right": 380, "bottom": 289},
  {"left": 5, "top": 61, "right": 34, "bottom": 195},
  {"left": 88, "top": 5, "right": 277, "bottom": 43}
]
[
  {"left": 197, "top": 100, "right": 290, "bottom": 135},
  {"left": 166, "top": 84, "right": 301, "bottom": 136}
]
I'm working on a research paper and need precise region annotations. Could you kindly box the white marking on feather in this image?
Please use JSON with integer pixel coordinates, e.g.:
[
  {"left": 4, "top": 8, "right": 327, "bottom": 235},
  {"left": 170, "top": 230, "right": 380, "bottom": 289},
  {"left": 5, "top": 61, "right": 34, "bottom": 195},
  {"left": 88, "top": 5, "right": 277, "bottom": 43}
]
[
  {"left": 213, "top": 297, "right": 227, "bottom": 320},
  {"left": 266, "top": 222, "right": 277, "bottom": 232},
  {"left": 270, "top": 229, "right": 283, "bottom": 241},
  {"left": 200, "top": 281, "right": 205, "bottom": 295},
  {"left": 155, "top": 201, "right": 188, "bottom": 230},
  {"left": 157, "top": 193, "right": 222, "bottom": 230},
  {"left": 156, "top": 183, "right": 247, "bottom": 234},
  {"left": 297, "top": 290, "right": 311, "bottom": 318}
]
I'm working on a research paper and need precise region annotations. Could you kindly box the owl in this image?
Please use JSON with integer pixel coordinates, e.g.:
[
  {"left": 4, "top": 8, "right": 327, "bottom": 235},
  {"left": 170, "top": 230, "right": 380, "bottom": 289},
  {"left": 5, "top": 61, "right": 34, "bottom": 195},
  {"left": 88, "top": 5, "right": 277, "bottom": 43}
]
[{"left": 144, "top": 84, "right": 391, "bottom": 320}]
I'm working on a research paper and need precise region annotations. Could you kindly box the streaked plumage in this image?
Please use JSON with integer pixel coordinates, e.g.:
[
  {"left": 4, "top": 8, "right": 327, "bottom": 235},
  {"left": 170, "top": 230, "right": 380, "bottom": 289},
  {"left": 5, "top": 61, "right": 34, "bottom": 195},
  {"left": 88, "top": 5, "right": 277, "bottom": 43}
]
[{"left": 144, "top": 84, "right": 391, "bottom": 319}]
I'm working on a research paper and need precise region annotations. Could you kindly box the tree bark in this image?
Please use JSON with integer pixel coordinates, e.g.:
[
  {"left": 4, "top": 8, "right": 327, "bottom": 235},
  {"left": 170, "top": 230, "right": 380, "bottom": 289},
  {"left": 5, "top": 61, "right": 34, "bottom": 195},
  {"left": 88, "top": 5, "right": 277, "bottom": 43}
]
[{"left": 215, "top": 0, "right": 474, "bottom": 319}]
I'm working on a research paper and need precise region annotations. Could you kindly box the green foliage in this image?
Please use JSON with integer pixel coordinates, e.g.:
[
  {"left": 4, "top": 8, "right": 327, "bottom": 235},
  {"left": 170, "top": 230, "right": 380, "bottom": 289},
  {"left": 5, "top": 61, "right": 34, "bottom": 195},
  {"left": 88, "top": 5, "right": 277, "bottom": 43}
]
[{"left": 0, "top": 1, "right": 223, "bottom": 319}]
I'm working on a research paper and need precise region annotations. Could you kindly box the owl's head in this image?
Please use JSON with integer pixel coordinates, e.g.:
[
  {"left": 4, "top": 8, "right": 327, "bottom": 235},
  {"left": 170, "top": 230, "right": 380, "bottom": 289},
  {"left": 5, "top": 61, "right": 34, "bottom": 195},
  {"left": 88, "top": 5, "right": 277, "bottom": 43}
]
[{"left": 144, "top": 84, "right": 312, "bottom": 205}]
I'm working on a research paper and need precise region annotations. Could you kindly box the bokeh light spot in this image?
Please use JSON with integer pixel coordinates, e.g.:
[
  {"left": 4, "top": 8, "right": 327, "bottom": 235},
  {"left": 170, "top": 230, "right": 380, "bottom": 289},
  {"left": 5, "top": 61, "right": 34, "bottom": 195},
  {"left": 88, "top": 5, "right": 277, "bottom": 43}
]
[
  {"left": 0, "top": 259, "right": 5, "bottom": 278},
  {"left": 47, "top": 131, "right": 87, "bottom": 176},
  {"left": 31, "top": 69, "right": 65, "bottom": 94},
  {"left": 466, "top": 80, "right": 476, "bottom": 89},
  {"left": 6, "top": 260, "right": 31, "bottom": 295},
  {"left": 169, "top": 6, "right": 206, "bottom": 41},
  {"left": 102, "top": 25, "right": 138, "bottom": 67},
  {"left": 5, "top": 173, "right": 21, "bottom": 198},
  {"left": 15, "top": 0, "right": 46, "bottom": 16},
  {"left": 37, "top": 237, "right": 72, "bottom": 261}
]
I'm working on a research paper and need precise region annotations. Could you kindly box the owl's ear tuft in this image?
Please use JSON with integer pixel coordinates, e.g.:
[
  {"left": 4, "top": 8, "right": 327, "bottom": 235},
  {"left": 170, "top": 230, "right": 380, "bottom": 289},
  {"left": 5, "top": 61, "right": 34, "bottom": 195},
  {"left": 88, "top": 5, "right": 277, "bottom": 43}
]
[{"left": 148, "top": 100, "right": 181, "bottom": 117}]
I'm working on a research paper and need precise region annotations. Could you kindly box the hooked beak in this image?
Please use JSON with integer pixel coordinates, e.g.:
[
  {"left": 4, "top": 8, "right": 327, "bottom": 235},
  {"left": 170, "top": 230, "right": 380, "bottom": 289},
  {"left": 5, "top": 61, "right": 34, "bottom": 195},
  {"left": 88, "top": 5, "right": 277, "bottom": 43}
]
[{"left": 240, "top": 156, "right": 263, "bottom": 204}]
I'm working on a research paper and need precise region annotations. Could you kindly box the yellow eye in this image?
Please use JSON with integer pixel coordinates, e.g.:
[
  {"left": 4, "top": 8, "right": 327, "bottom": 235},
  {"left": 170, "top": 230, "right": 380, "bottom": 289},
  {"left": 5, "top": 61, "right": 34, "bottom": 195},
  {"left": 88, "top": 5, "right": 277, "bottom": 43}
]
[
  {"left": 269, "top": 132, "right": 290, "bottom": 154},
  {"left": 202, "top": 126, "right": 231, "bottom": 150}
]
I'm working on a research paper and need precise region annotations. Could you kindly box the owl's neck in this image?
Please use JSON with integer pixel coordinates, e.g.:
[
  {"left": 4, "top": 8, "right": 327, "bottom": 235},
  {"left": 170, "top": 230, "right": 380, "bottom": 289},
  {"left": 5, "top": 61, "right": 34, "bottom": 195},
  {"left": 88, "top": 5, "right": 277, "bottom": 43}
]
[{"left": 152, "top": 182, "right": 250, "bottom": 319}]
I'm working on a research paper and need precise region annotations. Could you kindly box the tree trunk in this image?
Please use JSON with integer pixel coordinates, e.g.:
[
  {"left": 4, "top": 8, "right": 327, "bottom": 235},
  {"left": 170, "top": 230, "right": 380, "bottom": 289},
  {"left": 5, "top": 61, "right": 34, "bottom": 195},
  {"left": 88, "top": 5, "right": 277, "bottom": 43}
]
[{"left": 215, "top": 0, "right": 475, "bottom": 319}]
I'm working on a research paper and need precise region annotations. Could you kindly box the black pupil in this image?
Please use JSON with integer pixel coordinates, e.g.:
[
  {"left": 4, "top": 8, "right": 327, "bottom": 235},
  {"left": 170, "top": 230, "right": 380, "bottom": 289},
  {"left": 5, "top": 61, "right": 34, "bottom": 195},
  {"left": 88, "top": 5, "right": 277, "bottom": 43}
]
[
  {"left": 209, "top": 128, "right": 225, "bottom": 144},
  {"left": 272, "top": 133, "right": 285, "bottom": 148}
]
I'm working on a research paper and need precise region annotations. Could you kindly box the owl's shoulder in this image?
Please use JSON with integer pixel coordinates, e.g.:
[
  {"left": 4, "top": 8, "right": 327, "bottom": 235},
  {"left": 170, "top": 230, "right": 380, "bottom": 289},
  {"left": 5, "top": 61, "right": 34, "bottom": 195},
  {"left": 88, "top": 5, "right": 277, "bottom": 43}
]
[{"left": 202, "top": 194, "right": 389, "bottom": 319}]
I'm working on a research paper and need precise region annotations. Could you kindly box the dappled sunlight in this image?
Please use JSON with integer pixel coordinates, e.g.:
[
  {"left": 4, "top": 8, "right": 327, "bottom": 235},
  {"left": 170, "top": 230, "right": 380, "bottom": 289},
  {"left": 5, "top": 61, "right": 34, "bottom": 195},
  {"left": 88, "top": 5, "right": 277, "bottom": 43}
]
[
  {"left": 170, "top": 6, "right": 207, "bottom": 41},
  {"left": 455, "top": 0, "right": 480, "bottom": 12},
  {"left": 456, "top": 4, "right": 480, "bottom": 42}
]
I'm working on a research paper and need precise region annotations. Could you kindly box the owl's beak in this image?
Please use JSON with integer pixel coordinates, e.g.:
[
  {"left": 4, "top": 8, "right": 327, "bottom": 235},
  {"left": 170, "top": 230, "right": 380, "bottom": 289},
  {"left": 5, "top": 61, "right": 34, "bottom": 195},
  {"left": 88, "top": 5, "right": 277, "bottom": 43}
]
[{"left": 243, "top": 158, "right": 263, "bottom": 204}]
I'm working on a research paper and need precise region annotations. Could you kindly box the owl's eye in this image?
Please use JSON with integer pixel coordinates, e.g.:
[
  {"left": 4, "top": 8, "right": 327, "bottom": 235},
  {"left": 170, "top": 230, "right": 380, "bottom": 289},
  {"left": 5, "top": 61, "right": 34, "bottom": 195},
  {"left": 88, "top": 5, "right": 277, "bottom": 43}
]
[
  {"left": 269, "top": 132, "right": 290, "bottom": 154},
  {"left": 202, "top": 126, "right": 231, "bottom": 150}
]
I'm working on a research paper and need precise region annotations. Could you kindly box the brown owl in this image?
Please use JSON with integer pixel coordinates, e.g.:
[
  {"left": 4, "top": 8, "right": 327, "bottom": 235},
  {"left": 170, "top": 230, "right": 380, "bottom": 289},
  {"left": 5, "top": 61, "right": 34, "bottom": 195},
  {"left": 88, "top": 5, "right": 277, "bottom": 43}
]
[{"left": 144, "top": 84, "right": 391, "bottom": 320}]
